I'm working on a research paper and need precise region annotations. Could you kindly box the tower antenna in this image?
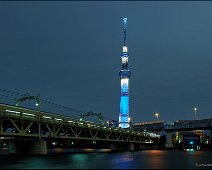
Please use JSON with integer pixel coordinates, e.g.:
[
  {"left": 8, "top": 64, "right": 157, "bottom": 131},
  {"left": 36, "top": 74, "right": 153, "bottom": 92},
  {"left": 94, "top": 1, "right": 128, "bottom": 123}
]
[{"left": 123, "top": 18, "right": 127, "bottom": 46}]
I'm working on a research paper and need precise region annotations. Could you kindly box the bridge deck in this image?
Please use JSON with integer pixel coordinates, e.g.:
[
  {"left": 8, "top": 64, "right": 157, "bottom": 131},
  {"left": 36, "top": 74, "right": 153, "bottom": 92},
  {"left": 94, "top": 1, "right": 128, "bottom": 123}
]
[
  {"left": 133, "top": 119, "right": 212, "bottom": 131},
  {"left": 0, "top": 103, "right": 157, "bottom": 144}
]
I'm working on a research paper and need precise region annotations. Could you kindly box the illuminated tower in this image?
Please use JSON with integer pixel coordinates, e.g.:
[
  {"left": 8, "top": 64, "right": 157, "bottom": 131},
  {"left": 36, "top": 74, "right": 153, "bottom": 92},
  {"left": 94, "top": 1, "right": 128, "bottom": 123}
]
[{"left": 119, "top": 18, "right": 131, "bottom": 128}]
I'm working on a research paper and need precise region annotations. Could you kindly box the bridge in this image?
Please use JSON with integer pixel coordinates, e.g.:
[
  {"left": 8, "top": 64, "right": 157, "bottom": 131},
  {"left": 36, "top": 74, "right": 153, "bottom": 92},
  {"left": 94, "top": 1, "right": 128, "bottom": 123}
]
[
  {"left": 133, "top": 119, "right": 212, "bottom": 132},
  {"left": 0, "top": 103, "right": 157, "bottom": 154},
  {"left": 133, "top": 119, "right": 212, "bottom": 148}
]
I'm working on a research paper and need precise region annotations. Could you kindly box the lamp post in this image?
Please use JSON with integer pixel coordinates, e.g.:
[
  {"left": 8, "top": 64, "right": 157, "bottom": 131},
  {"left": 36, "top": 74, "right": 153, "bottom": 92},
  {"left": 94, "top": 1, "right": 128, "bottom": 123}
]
[
  {"left": 128, "top": 117, "right": 131, "bottom": 128},
  {"left": 155, "top": 113, "right": 159, "bottom": 122},
  {"left": 194, "top": 107, "right": 197, "bottom": 120}
]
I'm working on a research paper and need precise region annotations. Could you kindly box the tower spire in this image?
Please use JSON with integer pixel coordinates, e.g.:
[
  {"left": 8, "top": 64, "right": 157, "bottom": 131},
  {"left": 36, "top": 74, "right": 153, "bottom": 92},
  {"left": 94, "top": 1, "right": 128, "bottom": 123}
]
[{"left": 123, "top": 18, "right": 127, "bottom": 46}]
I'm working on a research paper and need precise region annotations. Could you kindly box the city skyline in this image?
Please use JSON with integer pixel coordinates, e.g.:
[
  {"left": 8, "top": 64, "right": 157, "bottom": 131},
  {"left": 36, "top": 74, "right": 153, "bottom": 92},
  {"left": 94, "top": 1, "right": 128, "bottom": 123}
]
[{"left": 0, "top": 2, "right": 212, "bottom": 123}]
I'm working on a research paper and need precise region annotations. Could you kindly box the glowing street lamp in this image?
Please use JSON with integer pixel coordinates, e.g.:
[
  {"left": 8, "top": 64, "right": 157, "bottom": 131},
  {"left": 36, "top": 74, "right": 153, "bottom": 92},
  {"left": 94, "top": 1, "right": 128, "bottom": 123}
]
[
  {"left": 194, "top": 107, "right": 197, "bottom": 120},
  {"left": 155, "top": 113, "right": 159, "bottom": 122},
  {"left": 128, "top": 117, "right": 132, "bottom": 127}
]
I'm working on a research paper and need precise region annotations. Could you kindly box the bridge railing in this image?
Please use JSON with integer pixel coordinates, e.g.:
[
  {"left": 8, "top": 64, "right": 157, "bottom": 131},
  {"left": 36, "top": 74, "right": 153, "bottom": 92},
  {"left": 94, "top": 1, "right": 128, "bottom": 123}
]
[
  {"left": 134, "top": 120, "right": 164, "bottom": 126},
  {"left": 173, "top": 119, "right": 212, "bottom": 129},
  {"left": 0, "top": 103, "right": 102, "bottom": 127},
  {"left": 1, "top": 103, "right": 158, "bottom": 139}
]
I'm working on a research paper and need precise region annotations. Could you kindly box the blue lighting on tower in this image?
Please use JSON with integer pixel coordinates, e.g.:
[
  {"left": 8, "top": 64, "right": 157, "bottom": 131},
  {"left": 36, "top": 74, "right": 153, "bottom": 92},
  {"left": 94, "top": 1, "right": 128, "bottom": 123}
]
[{"left": 119, "top": 18, "right": 131, "bottom": 128}]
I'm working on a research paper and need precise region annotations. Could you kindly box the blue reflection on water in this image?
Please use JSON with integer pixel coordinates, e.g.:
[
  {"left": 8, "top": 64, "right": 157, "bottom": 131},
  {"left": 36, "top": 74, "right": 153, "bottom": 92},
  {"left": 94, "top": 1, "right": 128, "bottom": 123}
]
[{"left": 0, "top": 149, "right": 211, "bottom": 169}]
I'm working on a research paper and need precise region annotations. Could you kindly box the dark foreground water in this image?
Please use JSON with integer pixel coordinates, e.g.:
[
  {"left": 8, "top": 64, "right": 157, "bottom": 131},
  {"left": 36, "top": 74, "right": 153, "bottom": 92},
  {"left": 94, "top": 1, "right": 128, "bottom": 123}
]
[{"left": 0, "top": 148, "right": 211, "bottom": 169}]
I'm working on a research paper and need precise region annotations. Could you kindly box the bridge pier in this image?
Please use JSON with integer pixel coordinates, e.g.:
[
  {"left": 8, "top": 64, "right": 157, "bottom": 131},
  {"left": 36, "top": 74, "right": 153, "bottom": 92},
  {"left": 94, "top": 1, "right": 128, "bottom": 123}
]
[
  {"left": 140, "top": 144, "right": 159, "bottom": 150},
  {"left": 9, "top": 139, "right": 47, "bottom": 154},
  {"left": 111, "top": 142, "right": 134, "bottom": 151},
  {"left": 165, "top": 131, "right": 173, "bottom": 148}
]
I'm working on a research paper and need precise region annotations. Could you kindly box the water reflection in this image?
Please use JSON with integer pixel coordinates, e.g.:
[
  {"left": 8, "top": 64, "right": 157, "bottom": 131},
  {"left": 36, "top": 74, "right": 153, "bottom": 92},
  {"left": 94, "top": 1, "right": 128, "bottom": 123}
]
[
  {"left": 0, "top": 149, "right": 211, "bottom": 169},
  {"left": 110, "top": 152, "right": 135, "bottom": 169},
  {"left": 71, "top": 154, "right": 88, "bottom": 169},
  {"left": 136, "top": 150, "right": 168, "bottom": 169}
]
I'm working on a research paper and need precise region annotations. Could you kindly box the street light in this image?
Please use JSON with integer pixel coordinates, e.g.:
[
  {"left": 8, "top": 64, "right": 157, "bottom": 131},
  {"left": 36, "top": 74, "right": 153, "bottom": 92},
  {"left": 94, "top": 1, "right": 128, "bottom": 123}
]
[
  {"left": 128, "top": 117, "right": 132, "bottom": 127},
  {"left": 194, "top": 107, "right": 197, "bottom": 120},
  {"left": 155, "top": 113, "right": 159, "bottom": 122}
]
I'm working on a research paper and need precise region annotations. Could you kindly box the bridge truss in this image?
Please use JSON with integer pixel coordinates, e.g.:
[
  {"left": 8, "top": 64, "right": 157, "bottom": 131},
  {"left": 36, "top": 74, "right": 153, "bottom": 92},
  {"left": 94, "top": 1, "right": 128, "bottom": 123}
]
[{"left": 0, "top": 104, "right": 156, "bottom": 144}]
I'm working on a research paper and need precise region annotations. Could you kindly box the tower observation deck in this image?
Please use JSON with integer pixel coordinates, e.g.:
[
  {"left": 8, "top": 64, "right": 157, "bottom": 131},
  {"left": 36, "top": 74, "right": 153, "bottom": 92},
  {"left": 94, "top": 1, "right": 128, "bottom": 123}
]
[{"left": 119, "top": 18, "right": 131, "bottom": 128}]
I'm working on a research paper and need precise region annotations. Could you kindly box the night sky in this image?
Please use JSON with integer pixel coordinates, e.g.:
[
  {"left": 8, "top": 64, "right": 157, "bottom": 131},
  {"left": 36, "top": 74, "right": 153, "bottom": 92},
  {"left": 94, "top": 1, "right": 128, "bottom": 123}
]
[{"left": 0, "top": 1, "right": 212, "bottom": 123}]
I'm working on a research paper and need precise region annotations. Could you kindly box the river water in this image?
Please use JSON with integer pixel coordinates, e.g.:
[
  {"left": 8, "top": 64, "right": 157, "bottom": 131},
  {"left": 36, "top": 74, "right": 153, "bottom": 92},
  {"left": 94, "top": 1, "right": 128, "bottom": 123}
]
[{"left": 0, "top": 148, "right": 211, "bottom": 169}]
